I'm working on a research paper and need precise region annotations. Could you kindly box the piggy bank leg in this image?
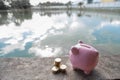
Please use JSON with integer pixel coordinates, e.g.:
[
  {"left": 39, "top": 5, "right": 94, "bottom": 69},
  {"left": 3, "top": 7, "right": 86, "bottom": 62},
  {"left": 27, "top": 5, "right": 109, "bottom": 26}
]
[{"left": 84, "top": 70, "right": 91, "bottom": 75}]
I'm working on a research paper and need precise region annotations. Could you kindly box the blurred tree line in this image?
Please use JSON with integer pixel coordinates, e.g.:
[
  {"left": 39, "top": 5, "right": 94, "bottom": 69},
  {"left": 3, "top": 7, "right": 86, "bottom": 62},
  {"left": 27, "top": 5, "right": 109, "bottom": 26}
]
[
  {"left": 38, "top": 1, "right": 72, "bottom": 7},
  {"left": 38, "top": 1, "right": 84, "bottom": 9},
  {"left": 0, "top": 0, "right": 31, "bottom": 10}
]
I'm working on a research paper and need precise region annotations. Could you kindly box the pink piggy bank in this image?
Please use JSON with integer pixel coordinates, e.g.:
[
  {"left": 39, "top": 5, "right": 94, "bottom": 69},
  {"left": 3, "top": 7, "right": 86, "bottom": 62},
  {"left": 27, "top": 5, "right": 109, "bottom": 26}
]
[{"left": 69, "top": 41, "right": 99, "bottom": 75}]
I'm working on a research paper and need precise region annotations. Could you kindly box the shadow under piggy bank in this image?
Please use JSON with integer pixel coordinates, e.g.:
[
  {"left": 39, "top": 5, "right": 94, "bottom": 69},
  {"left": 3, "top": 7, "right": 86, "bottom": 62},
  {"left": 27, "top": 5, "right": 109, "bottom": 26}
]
[{"left": 72, "top": 69, "right": 105, "bottom": 80}]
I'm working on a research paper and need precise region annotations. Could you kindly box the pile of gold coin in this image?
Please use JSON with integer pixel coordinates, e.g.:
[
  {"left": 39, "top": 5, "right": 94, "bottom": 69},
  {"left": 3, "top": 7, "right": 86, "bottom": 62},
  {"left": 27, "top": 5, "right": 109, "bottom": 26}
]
[{"left": 52, "top": 58, "right": 67, "bottom": 74}]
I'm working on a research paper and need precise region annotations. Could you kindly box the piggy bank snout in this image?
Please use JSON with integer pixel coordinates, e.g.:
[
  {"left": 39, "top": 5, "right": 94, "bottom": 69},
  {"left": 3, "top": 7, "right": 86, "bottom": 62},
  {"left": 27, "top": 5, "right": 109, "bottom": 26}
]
[{"left": 71, "top": 47, "right": 79, "bottom": 55}]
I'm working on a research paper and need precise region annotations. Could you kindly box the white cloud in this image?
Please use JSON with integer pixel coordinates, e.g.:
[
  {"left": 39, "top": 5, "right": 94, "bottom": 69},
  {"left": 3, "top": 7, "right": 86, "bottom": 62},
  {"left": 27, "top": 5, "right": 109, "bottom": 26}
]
[
  {"left": 1, "top": 43, "right": 25, "bottom": 54},
  {"left": 29, "top": 47, "right": 61, "bottom": 57},
  {"left": 5, "top": 39, "right": 18, "bottom": 45},
  {"left": 111, "top": 21, "right": 120, "bottom": 25},
  {"left": 97, "top": 20, "right": 120, "bottom": 30}
]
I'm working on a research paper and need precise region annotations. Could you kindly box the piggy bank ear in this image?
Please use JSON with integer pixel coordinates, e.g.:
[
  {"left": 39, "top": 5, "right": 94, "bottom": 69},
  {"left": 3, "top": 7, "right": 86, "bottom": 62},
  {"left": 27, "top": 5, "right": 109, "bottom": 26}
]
[
  {"left": 78, "top": 40, "right": 83, "bottom": 44},
  {"left": 71, "top": 47, "right": 79, "bottom": 55}
]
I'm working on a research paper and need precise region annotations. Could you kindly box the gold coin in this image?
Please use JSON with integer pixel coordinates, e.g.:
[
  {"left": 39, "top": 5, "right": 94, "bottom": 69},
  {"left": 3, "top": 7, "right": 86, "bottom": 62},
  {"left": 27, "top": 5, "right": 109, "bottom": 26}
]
[
  {"left": 55, "top": 58, "right": 61, "bottom": 63},
  {"left": 60, "top": 64, "right": 67, "bottom": 73},
  {"left": 60, "top": 64, "right": 67, "bottom": 70},
  {"left": 52, "top": 66, "right": 59, "bottom": 73},
  {"left": 54, "top": 58, "right": 61, "bottom": 67}
]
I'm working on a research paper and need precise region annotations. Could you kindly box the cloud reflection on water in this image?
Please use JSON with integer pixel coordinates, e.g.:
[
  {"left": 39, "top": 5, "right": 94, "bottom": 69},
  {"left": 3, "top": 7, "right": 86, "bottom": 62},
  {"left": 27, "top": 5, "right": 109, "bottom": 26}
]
[{"left": 0, "top": 10, "right": 120, "bottom": 57}]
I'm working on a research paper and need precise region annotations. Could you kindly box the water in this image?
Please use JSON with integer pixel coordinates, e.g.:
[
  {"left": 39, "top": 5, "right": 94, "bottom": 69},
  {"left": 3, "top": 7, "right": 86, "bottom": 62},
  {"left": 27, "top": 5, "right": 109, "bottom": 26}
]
[{"left": 0, "top": 10, "right": 120, "bottom": 57}]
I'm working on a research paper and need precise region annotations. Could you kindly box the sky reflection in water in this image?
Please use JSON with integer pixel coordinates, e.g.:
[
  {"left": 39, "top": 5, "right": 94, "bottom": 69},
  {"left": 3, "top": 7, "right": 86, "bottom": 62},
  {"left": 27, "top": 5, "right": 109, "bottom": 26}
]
[{"left": 0, "top": 10, "right": 120, "bottom": 57}]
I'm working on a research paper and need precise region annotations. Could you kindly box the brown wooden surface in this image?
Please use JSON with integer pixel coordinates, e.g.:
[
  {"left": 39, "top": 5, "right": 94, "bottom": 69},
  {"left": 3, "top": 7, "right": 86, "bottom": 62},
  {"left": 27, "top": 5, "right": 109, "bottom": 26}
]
[{"left": 0, "top": 55, "right": 120, "bottom": 80}]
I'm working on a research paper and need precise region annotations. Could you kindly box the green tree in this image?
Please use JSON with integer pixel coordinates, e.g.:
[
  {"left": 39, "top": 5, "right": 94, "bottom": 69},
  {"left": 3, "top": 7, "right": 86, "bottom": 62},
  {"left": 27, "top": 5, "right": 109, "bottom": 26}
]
[
  {"left": 78, "top": 2, "right": 83, "bottom": 9},
  {"left": 0, "top": 0, "right": 7, "bottom": 10},
  {"left": 0, "top": 0, "right": 31, "bottom": 9},
  {"left": 10, "top": 0, "right": 31, "bottom": 9},
  {"left": 65, "top": 1, "right": 72, "bottom": 9}
]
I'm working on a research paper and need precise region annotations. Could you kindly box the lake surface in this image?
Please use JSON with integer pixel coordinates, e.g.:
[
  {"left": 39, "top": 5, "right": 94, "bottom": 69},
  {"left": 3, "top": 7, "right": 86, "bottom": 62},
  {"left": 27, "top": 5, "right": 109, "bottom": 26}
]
[{"left": 0, "top": 10, "right": 120, "bottom": 57}]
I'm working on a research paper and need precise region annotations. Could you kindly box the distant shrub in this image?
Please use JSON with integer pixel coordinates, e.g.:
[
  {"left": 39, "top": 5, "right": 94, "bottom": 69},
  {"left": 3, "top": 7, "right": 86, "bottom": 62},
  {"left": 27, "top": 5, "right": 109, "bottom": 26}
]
[
  {"left": 0, "top": 0, "right": 7, "bottom": 10},
  {"left": 0, "top": 0, "right": 31, "bottom": 10}
]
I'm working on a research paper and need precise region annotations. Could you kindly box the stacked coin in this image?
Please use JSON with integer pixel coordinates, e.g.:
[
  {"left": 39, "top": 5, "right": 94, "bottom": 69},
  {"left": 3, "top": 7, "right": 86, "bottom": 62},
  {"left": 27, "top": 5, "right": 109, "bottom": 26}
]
[
  {"left": 54, "top": 58, "right": 61, "bottom": 67},
  {"left": 60, "top": 64, "right": 67, "bottom": 73},
  {"left": 51, "top": 66, "right": 59, "bottom": 74},
  {"left": 52, "top": 58, "right": 67, "bottom": 74}
]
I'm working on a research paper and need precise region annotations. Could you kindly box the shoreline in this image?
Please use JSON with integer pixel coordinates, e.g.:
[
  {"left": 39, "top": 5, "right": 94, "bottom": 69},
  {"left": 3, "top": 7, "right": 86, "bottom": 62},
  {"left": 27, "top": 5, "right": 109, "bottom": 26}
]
[
  {"left": 0, "top": 7, "right": 120, "bottom": 12},
  {"left": 0, "top": 8, "right": 120, "bottom": 14}
]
